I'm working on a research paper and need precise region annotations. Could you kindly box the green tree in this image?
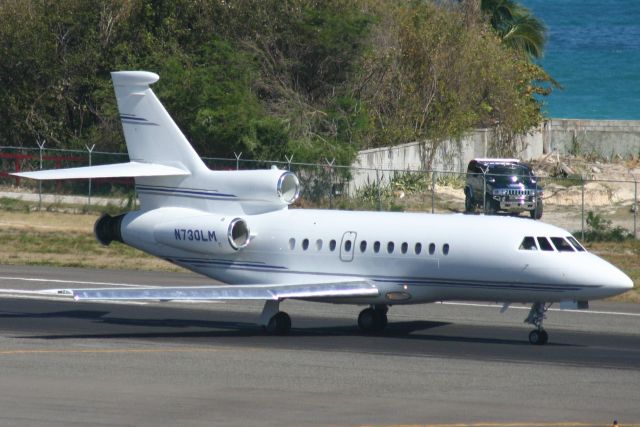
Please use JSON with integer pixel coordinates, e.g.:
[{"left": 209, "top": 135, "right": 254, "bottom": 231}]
[
  {"left": 354, "top": 1, "right": 547, "bottom": 164},
  {"left": 480, "top": 0, "right": 547, "bottom": 59}
]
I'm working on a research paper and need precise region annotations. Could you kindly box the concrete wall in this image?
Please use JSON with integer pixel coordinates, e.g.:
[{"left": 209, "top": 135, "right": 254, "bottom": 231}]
[
  {"left": 350, "top": 119, "right": 640, "bottom": 191},
  {"left": 544, "top": 119, "right": 640, "bottom": 159}
]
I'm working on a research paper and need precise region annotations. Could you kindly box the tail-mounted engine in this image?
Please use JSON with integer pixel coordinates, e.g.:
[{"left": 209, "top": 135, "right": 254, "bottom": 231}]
[
  {"left": 212, "top": 168, "right": 300, "bottom": 207},
  {"left": 153, "top": 215, "right": 251, "bottom": 254},
  {"left": 95, "top": 209, "right": 251, "bottom": 255}
]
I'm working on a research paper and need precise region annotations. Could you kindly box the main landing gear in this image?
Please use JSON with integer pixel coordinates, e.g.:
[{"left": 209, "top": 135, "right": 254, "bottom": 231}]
[
  {"left": 525, "top": 302, "right": 549, "bottom": 345},
  {"left": 357, "top": 305, "right": 388, "bottom": 333},
  {"left": 260, "top": 300, "right": 291, "bottom": 335},
  {"left": 260, "top": 301, "right": 390, "bottom": 335}
]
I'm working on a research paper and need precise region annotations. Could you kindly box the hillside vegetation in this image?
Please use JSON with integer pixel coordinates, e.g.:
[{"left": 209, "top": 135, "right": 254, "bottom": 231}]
[{"left": 0, "top": 0, "right": 553, "bottom": 166}]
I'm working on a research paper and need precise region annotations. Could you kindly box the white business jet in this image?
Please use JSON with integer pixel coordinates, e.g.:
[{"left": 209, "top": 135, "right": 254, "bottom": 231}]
[{"left": 13, "top": 71, "right": 633, "bottom": 345}]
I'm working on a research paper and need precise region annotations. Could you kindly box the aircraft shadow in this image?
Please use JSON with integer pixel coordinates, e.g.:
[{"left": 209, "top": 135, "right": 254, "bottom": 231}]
[{"left": 8, "top": 308, "right": 578, "bottom": 347}]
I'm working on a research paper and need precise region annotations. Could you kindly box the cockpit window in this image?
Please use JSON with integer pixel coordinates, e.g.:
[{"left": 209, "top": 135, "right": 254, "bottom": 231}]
[
  {"left": 567, "top": 236, "right": 586, "bottom": 252},
  {"left": 519, "top": 236, "right": 537, "bottom": 250},
  {"left": 537, "top": 237, "right": 554, "bottom": 251},
  {"left": 550, "top": 237, "right": 575, "bottom": 252}
]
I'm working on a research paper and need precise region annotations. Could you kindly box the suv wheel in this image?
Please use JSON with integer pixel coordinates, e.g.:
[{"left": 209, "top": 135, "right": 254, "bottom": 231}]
[
  {"left": 530, "top": 199, "right": 543, "bottom": 219},
  {"left": 485, "top": 198, "right": 499, "bottom": 215},
  {"left": 464, "top": 192, "right": 474, "bottom": 213}
]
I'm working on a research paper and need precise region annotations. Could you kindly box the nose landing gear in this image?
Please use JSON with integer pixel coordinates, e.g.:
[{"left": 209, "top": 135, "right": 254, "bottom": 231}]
[{"left": 525, "top": 302, "right": 549, "bottom": 345}]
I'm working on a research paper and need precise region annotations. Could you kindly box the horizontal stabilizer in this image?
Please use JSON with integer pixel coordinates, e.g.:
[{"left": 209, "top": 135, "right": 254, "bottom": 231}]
[
  {"left": 72, "top": 280, "right": 379, "bottom": 301},
  {"left": 11, "top": 161, "right": 190, "bottom": 180}
]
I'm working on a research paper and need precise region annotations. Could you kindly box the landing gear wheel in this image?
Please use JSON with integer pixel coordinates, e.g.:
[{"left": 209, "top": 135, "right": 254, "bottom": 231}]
[
  {"left": 525, "top": 302, "right": 550, "bottom": 345},
  {"left": 357, "top": 307, "right": 388, "bottom": 333},
  {"left": 265, "top": 311, "right": 291, "bottom": 335},
  {"left": 529, "top": 329, "right": 549, "bottom": 345}
]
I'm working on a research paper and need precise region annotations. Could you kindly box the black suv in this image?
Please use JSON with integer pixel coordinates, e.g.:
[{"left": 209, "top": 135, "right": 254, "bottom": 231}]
[{"left": 464, "top": 158, "right": 543, "bottom": 219}]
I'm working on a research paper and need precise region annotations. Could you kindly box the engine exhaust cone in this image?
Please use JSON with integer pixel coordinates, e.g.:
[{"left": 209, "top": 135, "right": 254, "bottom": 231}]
[{"left": 94, "top": 213, "right": 124, "bottom": 246}]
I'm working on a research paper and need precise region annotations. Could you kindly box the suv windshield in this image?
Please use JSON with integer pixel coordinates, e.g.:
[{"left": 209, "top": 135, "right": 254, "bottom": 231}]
[{"left": 486, "top": 164, "right": 533, "bottom": 185}]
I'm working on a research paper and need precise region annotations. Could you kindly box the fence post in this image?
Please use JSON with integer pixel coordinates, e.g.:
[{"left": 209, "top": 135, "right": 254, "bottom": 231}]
[
  {"left": 482, "top": 172, "right": 487, "bottom": 214},
  {"left": 581, "top": 176, "right": 585, "bottom": 240},
  {"left": 431, "top": 171, "right": 435, "bottom": 214},
  {"left": 234, "top": 152, "right": 242, "bottom": 170},
  {"left": 36, "top": 139, "right": 46, "bottom": 210},
  {"left": 325, "top": 158, "right": 335, "bottom": 209},
  {"left": 375, "top": 169, "right": 381, "bottom": 211},
  {"left": 634, "top": 180, "right": 637, "bottom": 238},
  {"left": 285, "top": 155, "right": 293, "bottom": 171},
  {"left": 86, "top": 144, "right": 95, "bottom": 206}
]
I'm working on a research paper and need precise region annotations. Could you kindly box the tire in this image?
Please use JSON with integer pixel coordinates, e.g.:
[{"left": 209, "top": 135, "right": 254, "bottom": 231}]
[
  {"left": 465, "top": 195, "right": 474, "bottom": 213},
  {"left": 358, "top": 308, "right": 387, "bottom": 332},
  {"left": 266, "top": 312, "right": 291, "bottom": 335},
  {"left": 528, "top": 329, "right": 548, "bottom": 345},
  {"left": 530, "top": 199, "right": 543, "bottom": 220},
  {"left": 485, "top": 197, "right": 498, "bottom": 215}
]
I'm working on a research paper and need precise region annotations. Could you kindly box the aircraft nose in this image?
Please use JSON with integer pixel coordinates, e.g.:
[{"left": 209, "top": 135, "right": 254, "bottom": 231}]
[
  {"left": 613, "top": 269, "right": 634, "bottom": 291},
  {"left": 599, "top": 258, "right": 634, "bottom": 294},
  {"left": 579, "top": 254, "right": 634, "bottom": 297}
]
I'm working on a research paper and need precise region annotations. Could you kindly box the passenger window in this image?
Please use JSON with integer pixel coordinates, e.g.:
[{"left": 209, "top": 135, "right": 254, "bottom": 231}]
[
  {"left": 344, "top": 240, "right": 352, "bottom": 252},
  {"left": 519, "top": 236, "right": 537, "bottom": 250},
  {"left": 567, "top": 236, "right": 586, "bottom": 252},
  {"left": 428, "top": 243, "right": 435, "bottom": 255},
  {"left": 360, "top": 241, "right": 367, "bottom": 253},
  {"left": 401, "top": 242, "right": 408, "bottom": 254},
  {"left": 537, "top": 237, "right": 554, "bottom": 251},
  {"left": 387, "top": 242, "right": 395, "bottom": 254},
  {"left": 373, "top": 241, "right": 381, "bottom": 253},
  {"left": 289, "top": 238, "right": 295, "bottom": 250},
  {"left": 415, "top": 243, "right": 422, "bottom": 255},
  {"left": 302, "top": 238, "right": 309, "bottom": 250},
  {"left": 551, "top": 237, "right": 575, "bottom": 252},
  {"left": 329, "top": 239, "right": 337, "bottom": 251},
  {"left": 443, "top": 243, "right": 450, "bottom": 255},
  {"left": 316, "top": 239, "right": 323, "bottom": 250}
]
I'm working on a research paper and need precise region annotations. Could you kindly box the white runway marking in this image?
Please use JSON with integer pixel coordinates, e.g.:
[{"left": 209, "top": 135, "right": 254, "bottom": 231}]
[
  {"left": 0, "top": 276, "right": 150, "bottom": 288},
  {"left": 438, "top": 301, "right": 640, "bottom": 317}
]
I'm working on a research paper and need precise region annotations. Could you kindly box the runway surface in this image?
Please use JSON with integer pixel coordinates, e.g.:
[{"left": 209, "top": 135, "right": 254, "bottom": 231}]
[{"left": 0, "top": 265, "right": 639, "bottom": 426}]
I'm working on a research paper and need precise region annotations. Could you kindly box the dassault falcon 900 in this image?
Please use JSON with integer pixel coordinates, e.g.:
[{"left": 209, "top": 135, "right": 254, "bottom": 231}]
[{"left": 13, "top": 71, "right": 633, "bottom": 345}]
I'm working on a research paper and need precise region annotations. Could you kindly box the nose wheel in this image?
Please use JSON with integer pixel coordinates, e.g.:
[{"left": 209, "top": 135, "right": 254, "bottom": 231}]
[
  {"left": 358, "top": 305, "right": 388, "bottom": 332},
  {"left": 525, "top": 302, "right": 550, "bottom": 345},
  {"left": 528, "top": 329, "right": 548, "bottom": 345}
]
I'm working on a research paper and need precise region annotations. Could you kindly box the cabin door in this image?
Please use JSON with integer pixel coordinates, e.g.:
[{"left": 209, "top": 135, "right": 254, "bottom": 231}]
[{"left": 339, "top": 231, "right": 357, "bottom": 262}]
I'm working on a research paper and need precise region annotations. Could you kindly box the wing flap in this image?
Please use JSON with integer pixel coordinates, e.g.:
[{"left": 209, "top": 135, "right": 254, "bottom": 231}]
[
  {"left": 72, "top": 281, "right": 379, "bottom": 302},
  {"left": 11, "top": 161, "right": 190, "bottom": 180}
]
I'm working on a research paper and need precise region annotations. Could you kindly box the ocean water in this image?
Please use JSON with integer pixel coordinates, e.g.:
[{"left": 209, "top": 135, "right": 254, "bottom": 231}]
[{"left": 520, "top": 0, "right": 640, "bottom": 119}]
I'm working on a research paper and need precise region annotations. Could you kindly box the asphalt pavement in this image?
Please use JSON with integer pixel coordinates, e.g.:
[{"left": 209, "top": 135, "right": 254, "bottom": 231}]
[{"left": 0, "top": 265, "right": 639, "bottom": 427}]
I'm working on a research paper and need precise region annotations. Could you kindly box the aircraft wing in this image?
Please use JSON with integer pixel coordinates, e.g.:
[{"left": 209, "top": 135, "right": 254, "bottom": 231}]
[
  {"left": 71, "top": 280, "right": 379, "bottom": 301},
  {"left": 11, "top": 161, "right": 190, "bottom": 180}
]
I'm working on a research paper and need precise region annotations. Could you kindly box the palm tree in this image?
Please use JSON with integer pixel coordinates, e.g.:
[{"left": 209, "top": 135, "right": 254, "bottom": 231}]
[{"left": 480, "top": 0, "right": 547, "bottom": 59}]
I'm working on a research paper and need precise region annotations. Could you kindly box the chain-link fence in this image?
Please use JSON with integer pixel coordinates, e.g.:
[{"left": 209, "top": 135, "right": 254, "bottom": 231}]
[{"left": 1, "top": 146, "right": 638, "bottom": 239}]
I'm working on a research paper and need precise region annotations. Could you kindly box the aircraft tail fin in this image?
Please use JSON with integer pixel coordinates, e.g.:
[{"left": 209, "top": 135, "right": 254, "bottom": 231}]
[
  {"left": 111, "top": 71, "right": 207, "bottom": 174},
  {"left": 12, "top": 71, "right": 208, "bottom": 190}
]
